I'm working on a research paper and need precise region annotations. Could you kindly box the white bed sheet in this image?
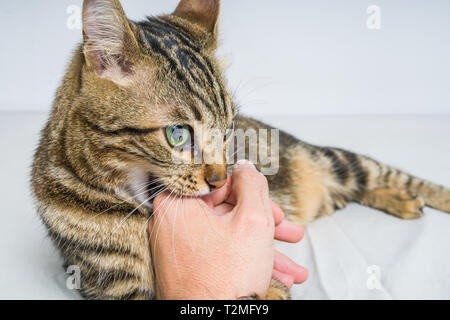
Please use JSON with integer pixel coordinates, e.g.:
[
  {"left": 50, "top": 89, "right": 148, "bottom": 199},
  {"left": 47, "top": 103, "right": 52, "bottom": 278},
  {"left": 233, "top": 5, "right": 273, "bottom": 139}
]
[{"left": 0, "top": 112, "right": 449, "bottom": 300}]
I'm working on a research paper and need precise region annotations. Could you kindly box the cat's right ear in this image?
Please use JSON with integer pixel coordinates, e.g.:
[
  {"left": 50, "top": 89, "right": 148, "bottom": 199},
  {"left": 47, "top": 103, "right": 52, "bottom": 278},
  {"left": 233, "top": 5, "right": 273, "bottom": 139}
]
[
  {"left": 173, "top": 0, "right": 220, "bottom": 35},
  {"left": 82, "top": 0, "right": 139, "bottom": 82}
]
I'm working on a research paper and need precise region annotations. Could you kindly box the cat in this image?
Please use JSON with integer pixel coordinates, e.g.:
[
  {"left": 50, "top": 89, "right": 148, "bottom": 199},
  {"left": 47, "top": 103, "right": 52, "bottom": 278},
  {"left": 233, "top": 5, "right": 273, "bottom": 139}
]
[{"left": 31, "top": 0, "right": 450, "bottom": 300}]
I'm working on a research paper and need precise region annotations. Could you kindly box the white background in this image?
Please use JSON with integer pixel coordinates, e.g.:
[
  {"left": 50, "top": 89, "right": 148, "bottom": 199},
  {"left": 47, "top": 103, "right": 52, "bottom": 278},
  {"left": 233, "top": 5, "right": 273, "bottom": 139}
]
[
  {"left": 1, "top": 0, "right": 449, "bottom": 115},
  {"left": 0, "top": 1, "right": 449, "bottom": 300}
]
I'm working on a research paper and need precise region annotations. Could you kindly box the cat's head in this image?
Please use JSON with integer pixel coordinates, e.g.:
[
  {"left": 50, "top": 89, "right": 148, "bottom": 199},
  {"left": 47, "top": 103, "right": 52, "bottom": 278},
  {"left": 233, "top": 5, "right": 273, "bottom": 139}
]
[{"left": 77, "top": 0, "right": 235, "bottom": 198}]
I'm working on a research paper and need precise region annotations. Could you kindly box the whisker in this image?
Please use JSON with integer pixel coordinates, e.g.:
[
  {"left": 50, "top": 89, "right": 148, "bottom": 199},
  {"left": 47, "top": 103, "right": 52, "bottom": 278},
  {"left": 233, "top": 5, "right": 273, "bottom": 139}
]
[
  {"left": 133, "top": 177, "right": 167, "bottom": 193},
  {"left": 141, "top": 176, "right": 184, "bottom": 231},
  {"left": 171, "top": 194, "right": 182, "bottom": 280},
  {"left": 62, "top": 182, "right": 165, "bottom": 264},
  {"left": 87, "top": 178, "right": 168, "bottom": 221},
  {"left": 193, "top": 197, "right": 225, "bottom": 241},
  {"left": 87, "top": 180, "right": 167, "bottom": 221},
  {"left": 111, "top": 193, "right": 155, "bottom": 234},
  {"left": 150, "top": 189, "right": 179, "bottom": 263},
  {"left": 64, "top": 179, "right": 169, "bottom": 263},
  {"left": 227, "top": 146, "right": 245, "bottom": 165},
  {"left": 181, "top": 189, "right": 195, "bottom": 253}
]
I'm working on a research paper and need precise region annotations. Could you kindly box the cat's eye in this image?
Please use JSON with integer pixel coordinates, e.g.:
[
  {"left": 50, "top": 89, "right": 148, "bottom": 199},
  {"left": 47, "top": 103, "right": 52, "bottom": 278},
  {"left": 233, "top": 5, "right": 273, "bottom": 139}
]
[
  {"left": 224, "top": 122, "right": 234, "bottom": 141},
  {"left": 165, "top": 125, "right": 191, "bottom": 148}
]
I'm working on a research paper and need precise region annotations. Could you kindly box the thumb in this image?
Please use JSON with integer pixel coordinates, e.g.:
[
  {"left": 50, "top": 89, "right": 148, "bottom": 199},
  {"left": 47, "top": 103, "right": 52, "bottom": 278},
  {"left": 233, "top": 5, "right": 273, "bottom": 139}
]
[{"left": 228, "top": 160, "right": 271, "bottom": 219}]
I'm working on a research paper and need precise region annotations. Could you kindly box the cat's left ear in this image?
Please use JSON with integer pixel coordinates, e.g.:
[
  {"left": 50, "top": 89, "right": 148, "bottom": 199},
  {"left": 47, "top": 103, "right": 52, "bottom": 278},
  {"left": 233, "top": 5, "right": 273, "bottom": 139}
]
[
  {"left": 173, "top": 0, "right": 220, "bottom": 35},
  {"left": 82, "top": 0, "right": 139, "bottom": 83}
]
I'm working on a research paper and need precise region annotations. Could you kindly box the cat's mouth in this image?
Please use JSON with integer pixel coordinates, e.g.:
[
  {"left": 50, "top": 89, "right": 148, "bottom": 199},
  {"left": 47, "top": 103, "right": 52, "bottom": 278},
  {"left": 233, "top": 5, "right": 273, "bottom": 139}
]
[
  {"left": 142, "top": 175, "right": 204, "bottom": 203},
  {"left": 129, "top": 170, "right": 214, "bottom": 207},
  {"left": 155, "top": 178, "right": 212, "bottom": 199},
  {"left": 147, "top": 182, "right": 164, "bottom": 203},
  {"left": 146, "top": 174, "right": 170, "bottom": 202},
  {"left": 127, "top": 173, "right": 170, "bottom": 207}
]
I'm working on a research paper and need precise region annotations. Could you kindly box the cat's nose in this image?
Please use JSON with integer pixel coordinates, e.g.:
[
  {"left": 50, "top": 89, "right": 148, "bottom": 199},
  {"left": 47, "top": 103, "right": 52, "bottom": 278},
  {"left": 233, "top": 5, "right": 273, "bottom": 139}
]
[
  {"left": 204, "top": 164, "right": 227, "bottom": 190},
  {"left": 205, "top": 174, "right": 227, "bottom": 190}
]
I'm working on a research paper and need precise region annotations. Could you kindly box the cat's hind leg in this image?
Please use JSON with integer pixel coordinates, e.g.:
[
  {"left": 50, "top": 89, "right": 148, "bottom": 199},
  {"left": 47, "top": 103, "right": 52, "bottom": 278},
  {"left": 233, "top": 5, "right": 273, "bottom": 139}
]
[
  {"left": 359, "top": 188, "right": 425, "bottom": 219},
  {"left": 264, "top": 279, "right": 291, "bottom": 300}
]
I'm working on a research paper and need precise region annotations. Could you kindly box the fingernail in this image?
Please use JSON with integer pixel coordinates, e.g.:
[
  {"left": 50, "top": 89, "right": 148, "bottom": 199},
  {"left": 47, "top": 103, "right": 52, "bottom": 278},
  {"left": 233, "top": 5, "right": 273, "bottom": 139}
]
[{"left": 234, "top": 159, "right": 255, "bottom": 169}]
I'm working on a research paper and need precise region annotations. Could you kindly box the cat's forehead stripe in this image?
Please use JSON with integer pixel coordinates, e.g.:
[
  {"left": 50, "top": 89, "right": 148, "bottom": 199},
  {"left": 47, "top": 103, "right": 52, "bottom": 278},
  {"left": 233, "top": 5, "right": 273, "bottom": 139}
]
[
  {"left": 139, "top": 29, "right": 211, "bottom": 120},
  {"left": 148, "top": 17, "right": 199, "bottom": 51},
  {"left": 146, "top": 17, "right": 222, "bottom": 96},
  {"left": 136, "top": 17, "right": 228, "bottom": 122},
  {"left": 140, "top": 24, "right": 226, "bottom": 121}
]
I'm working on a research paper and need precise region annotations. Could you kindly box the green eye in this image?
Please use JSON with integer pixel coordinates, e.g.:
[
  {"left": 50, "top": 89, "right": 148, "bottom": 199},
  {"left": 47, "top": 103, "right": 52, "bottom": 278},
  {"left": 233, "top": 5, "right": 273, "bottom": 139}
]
[{"left": 165, "top": 125, "right": 191, "bottom": 148}]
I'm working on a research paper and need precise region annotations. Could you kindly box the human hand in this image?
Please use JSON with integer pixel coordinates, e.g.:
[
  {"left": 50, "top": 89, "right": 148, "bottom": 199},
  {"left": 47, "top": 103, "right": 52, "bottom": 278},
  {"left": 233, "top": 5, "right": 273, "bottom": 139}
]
[
  {"left": 149, "top": 161, "right": 307, "bottom": 300},
  {"left": 202, "top": 166, "right": 308, "bottom": 289}
]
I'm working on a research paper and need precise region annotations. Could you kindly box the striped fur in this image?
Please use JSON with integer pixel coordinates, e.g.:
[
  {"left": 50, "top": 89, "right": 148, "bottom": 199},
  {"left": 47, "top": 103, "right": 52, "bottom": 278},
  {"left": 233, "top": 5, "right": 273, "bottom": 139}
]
[
  {"left": 235, "top": 116, "right": 450, "bottom": 227},
  {"left": 31, "top": 0, "right": 450, "bottom": 300}
]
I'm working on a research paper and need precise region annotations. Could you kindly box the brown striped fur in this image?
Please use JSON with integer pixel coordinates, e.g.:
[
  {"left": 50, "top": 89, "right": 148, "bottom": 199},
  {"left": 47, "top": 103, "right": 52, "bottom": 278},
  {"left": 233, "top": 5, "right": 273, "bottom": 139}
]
[{"left": 31, "top": 0, "right": 450, "bottom": 300}]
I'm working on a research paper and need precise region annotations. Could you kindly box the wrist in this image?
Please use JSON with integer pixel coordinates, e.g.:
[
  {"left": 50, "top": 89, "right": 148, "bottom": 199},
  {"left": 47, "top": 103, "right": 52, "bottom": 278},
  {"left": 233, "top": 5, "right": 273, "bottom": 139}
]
[
  {"left": 237, "top": 294, "right": 260, "bottom": 300},
  {"left": 157, "top": 280, "right": 263, "bottom": 300}
]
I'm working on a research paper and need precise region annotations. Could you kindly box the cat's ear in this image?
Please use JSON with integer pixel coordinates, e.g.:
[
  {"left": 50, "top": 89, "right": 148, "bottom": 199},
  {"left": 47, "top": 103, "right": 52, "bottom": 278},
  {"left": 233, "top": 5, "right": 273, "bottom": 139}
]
[
  {"left": 173, "top": 0, "right": 220, "bottom": 35},
  {"left": 82, "top": 0, "right": 139, "bottom": 82}
]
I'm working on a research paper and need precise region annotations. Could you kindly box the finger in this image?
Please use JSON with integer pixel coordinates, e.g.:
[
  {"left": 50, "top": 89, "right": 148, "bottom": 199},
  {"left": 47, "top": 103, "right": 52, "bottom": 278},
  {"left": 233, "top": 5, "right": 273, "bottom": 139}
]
[
  {"left": 210, "top": 187, "right": 284, "bottom": 221},
  {"left": 148, "top": 191, "right": 184, "bottom": 244},
  {"left": 274, "top": 221, "right": 305, "bottom": 243},
  {"left": 202, "top": 176, "right": 232, "bottom": 208},
  {"left": 272, "top": 269, "right": 294, "bottom": 289},
  {"left": 212, "top": 203, "right": 234, "bottom": 216},
  {"left": 149, "top": 191, "right": 172, "bottom": 229},
  {"left": 228, "top": 160, "right": 271, "bottom": 217},
  {"left": 150, "top": 192, "right": 206, "bottom": 230},
  {"left": 224, "top": 167, "right": 280, "bottom": 223},
  {"left": 152, "top": 191, "right": 170, "bottom": 214},
  {"left": 274, "top": 250, "right": 308, "bottom": 284},
  {"left": 271, "top": 201, "right": 284, "bottom": 226}
]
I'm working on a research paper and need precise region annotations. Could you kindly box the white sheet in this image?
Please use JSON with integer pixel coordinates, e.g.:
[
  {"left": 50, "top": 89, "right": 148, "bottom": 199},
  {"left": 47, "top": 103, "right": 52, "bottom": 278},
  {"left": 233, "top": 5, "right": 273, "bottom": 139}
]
[{"left": 0, "top": 113, "right": 449, "bottom": 299}]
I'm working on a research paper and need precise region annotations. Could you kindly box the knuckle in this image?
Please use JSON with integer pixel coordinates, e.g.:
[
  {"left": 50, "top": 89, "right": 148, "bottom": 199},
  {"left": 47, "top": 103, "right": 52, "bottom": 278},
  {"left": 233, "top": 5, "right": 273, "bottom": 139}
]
[
  {"left": 240, "top": 215, "right": 273, "bottom": 236},
  {"left": 239, "top": 205, "right": 271, "bottom": 226}
]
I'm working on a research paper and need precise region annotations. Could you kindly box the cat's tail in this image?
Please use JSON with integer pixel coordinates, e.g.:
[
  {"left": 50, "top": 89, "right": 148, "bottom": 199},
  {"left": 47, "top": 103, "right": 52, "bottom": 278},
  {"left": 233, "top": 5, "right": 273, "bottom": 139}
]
[
  {"left": 320, "top": 146, "right": 450, "bottom": 215},
  {"left": 344, "top": 149, "right": 450, "bottom": 214}
]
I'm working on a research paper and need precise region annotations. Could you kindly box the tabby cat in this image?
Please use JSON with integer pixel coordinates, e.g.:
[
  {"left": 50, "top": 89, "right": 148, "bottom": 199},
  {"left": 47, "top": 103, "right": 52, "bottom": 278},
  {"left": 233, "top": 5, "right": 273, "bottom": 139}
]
[{"left": 31, "top": 0, "right": 450, "bottom": 300}]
